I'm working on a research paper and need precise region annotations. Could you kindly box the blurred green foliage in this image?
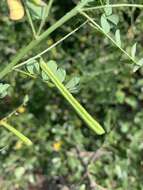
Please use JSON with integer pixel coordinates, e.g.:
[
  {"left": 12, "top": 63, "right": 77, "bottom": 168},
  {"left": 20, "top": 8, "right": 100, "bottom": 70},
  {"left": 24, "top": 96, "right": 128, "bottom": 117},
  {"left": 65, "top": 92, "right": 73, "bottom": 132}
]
[{"left": 0, "top": 0, "right": 143, "bottom": 189}]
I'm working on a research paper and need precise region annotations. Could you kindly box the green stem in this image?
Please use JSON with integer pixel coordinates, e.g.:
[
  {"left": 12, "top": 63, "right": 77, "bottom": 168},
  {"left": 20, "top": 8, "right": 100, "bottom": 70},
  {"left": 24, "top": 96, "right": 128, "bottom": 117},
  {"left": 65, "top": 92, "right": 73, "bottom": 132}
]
[
  {"left": 80, "top": 11, "right": 137, "bottom": 64},
  {"left": 99, "top": 0, "right": 104, "bottom": 6},
  {"left": 14, "top": 69, "right": 36, "bottom": 79},
  {"left": 82, "top": 3, "right": 143, "bottom": 11},
  {"left": 14, "top": 21, "right": 87, "bottom": 69},
  {"left": 0, "top": 121, "right": 33, "bottom": 146},
  {"left": 37, "top": 0, "right": 54, "bottom": 35},
  {"left": 25, "top": 7, "right": 37, "bottom": 39},
  {"left": 40, "top": 59, "right": 105, "bottom": 135},
  {"left": 0, "top": 1, "right": 88, "bottom": 80},
  {"left": 14, "top": 68, "right": 54, "bottom": 87}
]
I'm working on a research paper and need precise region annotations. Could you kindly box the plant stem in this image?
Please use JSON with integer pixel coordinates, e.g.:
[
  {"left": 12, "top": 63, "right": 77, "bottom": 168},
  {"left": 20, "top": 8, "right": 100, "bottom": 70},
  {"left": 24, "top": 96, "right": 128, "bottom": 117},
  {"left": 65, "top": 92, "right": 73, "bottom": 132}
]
[
  {"left": 80, "top": 11, "right": 137, "bottom": 65},
  {"left": 25, "top": 7, "right": 37, "bottom": 39},
  {"left": 0, "top": 120, "right": 33, "bottom": 146},
  {"left": 40, "top": 59, "right": 105, "bottom": 135},
  {"left": 99, "top": 0, "right": 104, "bottom": 6},
  {"left": 82, "top": 4, "right": 143, "bottom": 11},
  {"left": 0, "top": 1, "right": 88, "bottom": 80},
  {"left": 14, "top": 68, "right": 54, "bottom": 87},
  {"left": 14, "top": 69, "right": 36, "bottom": 79},
  {"left": 14, "top": 21, "right": 88, "bottom": 69},
  {"left": 37, "top": 0, "right": 54, "bottom": 35}
]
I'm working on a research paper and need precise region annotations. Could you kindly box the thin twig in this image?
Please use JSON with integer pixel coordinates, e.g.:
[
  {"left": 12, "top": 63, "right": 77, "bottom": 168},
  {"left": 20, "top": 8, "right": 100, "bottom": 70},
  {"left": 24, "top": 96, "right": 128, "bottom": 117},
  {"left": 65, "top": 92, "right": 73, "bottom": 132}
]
[
  {"left": 37, "top": 0, "right": 54, "bottom": 35},
  {"left": 1, "top": 96, "right": 28, "bottom": 122},
  {"left": 13, "top": 21, "right": 88, "bottom": 69},
  {"left": 80, "top": 11, "right": 137, "bottom": 65},
  {"left": 82, "top": 4, "right": 143, "bottom": 11},
  {"left": 0, "top": 2, "right": 82, "bottom": 79},
  {"left": 14, "top": 68, "right": 54, "bottom": 87},
  {"left": 25, "top": 7, "right": 37, "bottom": 39},
  {"left": 14, "top": 69, "right": 36, "bottom": 79},
  {"left": 75, "top": 147, "right": 109, "bottom": 190}
]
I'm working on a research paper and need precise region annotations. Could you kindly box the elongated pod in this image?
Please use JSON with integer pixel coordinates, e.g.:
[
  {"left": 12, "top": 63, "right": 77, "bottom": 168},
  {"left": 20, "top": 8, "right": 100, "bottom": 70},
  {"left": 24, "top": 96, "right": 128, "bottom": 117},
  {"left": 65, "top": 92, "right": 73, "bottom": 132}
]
[{"left": 7, "top": 0, "right": 25, "bottom": 20}]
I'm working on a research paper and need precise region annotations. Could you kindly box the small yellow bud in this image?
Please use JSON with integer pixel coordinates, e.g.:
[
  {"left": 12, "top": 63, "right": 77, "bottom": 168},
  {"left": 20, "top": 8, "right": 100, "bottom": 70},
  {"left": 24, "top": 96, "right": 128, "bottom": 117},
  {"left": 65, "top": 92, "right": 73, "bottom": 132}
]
[
  {"left": 53, "top": 141, "right": 63, "bottom": 152},
  {"left": 17, "top": 106, "right": 26, "bottom": 114},
  {"left": 14, "top": 141, "right": 23, "bottom": 150}
]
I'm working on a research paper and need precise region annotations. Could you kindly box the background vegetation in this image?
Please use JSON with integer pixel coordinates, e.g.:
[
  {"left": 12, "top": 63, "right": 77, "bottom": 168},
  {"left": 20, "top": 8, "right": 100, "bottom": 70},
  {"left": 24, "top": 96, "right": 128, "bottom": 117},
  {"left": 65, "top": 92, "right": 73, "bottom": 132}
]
[{"left": 0, "top": 0, "right": 143, "bottom": 189}]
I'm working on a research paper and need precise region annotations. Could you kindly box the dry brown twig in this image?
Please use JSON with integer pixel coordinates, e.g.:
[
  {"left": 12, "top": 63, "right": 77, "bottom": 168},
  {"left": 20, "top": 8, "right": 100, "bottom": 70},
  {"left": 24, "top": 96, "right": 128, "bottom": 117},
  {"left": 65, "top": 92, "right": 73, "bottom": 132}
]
[{"left": 73, "top": 147, "right": 111, "bottom": 190}]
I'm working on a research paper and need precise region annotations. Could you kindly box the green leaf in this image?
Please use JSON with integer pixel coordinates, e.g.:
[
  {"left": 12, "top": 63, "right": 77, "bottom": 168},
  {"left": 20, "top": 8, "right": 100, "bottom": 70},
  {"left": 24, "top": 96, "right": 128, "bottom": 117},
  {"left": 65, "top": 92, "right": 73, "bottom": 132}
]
[
  {"left": 42, "top": 70, "right": 49, "bottom": 81},
  {"left": 65, "top": 77, "right": 80, "bottom": 93},
  {"left": 26, "top": 60, "right": 40, "bottom": 74},
  {"left": 34, "top": 61, "right": 40, "bottom": 73},
  {"left": 115, "top": 165, "right": 122, "bottom": 179},
  {"left": 125, "top": 97, "right": 137, "bottom": 109},
  {"left": 80, "top": 0, "right": 94, "bottom": 6},
  {"left": 80, "top": 184, "right": 86, "bottom": 190},
  {"left": 0, "top": 84, "right": 10, "bottom": 94},
  {"left": 133, "top": 65, "right": 139, "bottom": 72},
  {"left": 115, "top": 29, "right": 121, "bottom": 48},
  {"left": 26, "top": 62, "right": 34, "bottom": 74},
  {"left": 101, "top": 15, "right": 110, "bottom": 33},
  {"left": 26, "top": 1, "right": 47, "bottom": 20},
  {"left": 116, "top": 90, "right": 125, "bottom": 104},
  {"left": 107, "top": 14, "right": 119, "bottom": 25},
  {"left": 131, "top": 43, "right": 137, "bottom": 59},
  {"left": 42, "top": 60, "right": 66, "bottom": 83},
  {"left": 136, "top": 58, "right": 143, "bottom": 67},
  {"left": 0, "top": 83, "right": 10, "bottom": 98},
  {"left": 46, "top": 60, "right": 58, "bottom": 74},
  {"left": 133, "top": 58, "right": 143, "bottom": 72},
  {"left": 56, "top": 68, "right": 66, "bottom": 83},
  {"left": 15, "top": 167, "right": 25, "bottom": 179},
  {"left": 0, "top": 91, "right": 7, "bottom": 98},
  {"left": 23, "top": 95, "right": 29, "bottom": 106},
  {"left": 104, "top": 0, "right": 112, "bottom": 16}
]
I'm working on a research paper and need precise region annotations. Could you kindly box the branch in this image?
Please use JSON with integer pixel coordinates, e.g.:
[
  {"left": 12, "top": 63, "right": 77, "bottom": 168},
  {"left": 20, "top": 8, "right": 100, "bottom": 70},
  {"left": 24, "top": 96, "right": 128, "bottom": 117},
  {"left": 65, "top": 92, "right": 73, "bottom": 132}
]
[
  {"left": 80, "top": 11, "right": 137, "bottom": 65},
  {"left": 0, "top": 0, "right": 90, "bottom": 80},
  {"left": 82, "top": 3, "right": 143, "bottom": 11}
]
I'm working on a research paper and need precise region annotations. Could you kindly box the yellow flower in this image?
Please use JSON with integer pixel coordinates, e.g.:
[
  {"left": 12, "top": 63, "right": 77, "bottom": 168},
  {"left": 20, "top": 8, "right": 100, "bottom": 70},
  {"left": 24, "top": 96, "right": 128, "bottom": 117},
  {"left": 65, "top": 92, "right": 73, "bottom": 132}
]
[
  {"left": 14, "top": 141, "right": 23, "bottom": 150},
  {"left": 7, "top": 0, "right": 25, "bottom": 21},
  {"left": 53, "top": 141, "right": 63, "bottom": 152},
  {"left": 17, "top": 106, "right": 26, "bottom": 113}
]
